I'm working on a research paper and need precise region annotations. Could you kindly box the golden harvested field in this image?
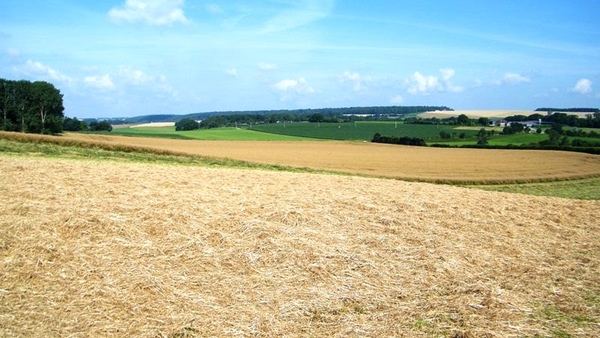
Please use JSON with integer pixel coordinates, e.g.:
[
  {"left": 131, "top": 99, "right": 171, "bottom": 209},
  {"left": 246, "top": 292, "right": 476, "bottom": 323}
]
[
  {"left": 62, "top": 133, "right": 600, "bottom": 183},
  {"left": 1, "top": 156, "right": 599, "bottom": 337}
]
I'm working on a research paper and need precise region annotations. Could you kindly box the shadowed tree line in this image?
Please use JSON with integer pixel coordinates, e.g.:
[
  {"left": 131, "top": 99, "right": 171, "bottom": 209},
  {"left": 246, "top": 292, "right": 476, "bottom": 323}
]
[{"left": 1, "top": 78, "right": 64, "bottom": 134}]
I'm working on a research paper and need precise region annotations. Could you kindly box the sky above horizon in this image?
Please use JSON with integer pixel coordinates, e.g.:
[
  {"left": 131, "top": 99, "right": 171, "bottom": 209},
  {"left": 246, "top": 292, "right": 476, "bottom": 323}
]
[{"left": 1, "top": 0, "right": 599, "bottom": 118}]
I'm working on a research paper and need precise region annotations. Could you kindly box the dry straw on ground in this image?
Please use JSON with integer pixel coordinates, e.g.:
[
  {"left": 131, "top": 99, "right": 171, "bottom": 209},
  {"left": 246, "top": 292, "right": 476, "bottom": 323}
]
[{"left": 1, "top": 156, "right": 599, "bottom": 337}]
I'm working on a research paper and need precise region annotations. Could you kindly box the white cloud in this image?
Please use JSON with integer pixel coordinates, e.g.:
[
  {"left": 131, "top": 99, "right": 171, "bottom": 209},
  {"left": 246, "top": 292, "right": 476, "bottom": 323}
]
[
  {"left": 389, "top": 95, "right": 404, "bottom": 104},
  {"left": 84, "top": 74, "right": 115, "bottom": 90},
  {"left": 261, "top": 0, "right": 335, "bottom": 33},
  {"left": 258, "top": 62, "right": 277, "bottom": 71},
  {"left": 14, "top": 60, "right": 73, "bottom": 84},
  {"left": 439, "top": 68, "right": 463, "bottom": 92},
  {"left": 406, "top": 68, "right": 463, "bottom": 95},
  {"left": 406, "top": 72, "right": 440, "bottom": 95},
  {"left": 570, "top": 78, "right": 593, "bottom": 94},
  {"left": 503, "top": 72, "right": 531, "bottom": 84},
  {"left": 339, "top": 71, "right": 372, "bottom": 91},
  {"left": 273, "top": 78, "right": 315, "bottom": 94},
  {"left": 224, "top": 68, "right": 238, "bottom": 77},
  {"left": 109, "top": 0, "right": 188, "bottom": 25},
  {"left": 84, "top": 67, "right": 178, "bottom": 98}
]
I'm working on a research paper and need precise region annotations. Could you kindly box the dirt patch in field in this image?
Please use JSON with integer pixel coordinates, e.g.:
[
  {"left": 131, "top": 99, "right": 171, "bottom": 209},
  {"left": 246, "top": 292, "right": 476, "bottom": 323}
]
[
  {"left": 1, "top": 157, "right": 599, "bottom": 337},
  {"left": 130, "top": 122, "right": 175, "bottom": 128},
  {"left": 62, "top": 133, "right": 600, "bottom": 183}
]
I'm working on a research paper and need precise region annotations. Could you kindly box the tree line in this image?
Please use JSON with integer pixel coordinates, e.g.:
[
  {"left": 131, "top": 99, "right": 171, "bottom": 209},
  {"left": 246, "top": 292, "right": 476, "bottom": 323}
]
[
  {"left": 178, "top": 106, "right": 453, "bottom": 130},
  {"left": 63, "top": 117, "right": 113, "bottom": 132},
  {"left": 1, "top": 78, "right": 64, "bottom": 134},
  {"left": 535, "top": 107, "right": 600, "bottom": 113}
]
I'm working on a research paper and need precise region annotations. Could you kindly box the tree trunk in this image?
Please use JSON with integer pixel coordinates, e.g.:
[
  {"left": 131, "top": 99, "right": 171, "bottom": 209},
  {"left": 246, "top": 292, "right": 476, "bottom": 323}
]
[
  {"left": 40, "top": 105, "right": 46, "bottom": 133},
  {"left": 20, "top": 107, "right": 25, "bottom": 133}
]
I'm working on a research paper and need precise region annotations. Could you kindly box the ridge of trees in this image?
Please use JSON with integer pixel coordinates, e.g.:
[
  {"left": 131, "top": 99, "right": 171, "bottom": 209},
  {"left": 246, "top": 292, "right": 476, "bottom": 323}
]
[
  {"left": 535, "top": 107, "right": 600, "bottom": 113},
  {"left": 1, "top": 78, "right": 65, "bottom": 134},
  {"left": 371, "top": 133, "right": 426, "bottom": 146},
  {"left": 193, "top": 106, "right": 452, "bottom": 130},
  {"left": 111, "top": 106, "right": 452, "bottom": 126}
]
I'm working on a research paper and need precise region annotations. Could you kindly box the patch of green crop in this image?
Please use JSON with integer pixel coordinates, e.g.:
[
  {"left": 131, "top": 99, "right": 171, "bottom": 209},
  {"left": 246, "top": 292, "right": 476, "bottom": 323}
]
[
  {"left": 251, "top": 121, "right": 463, "bottom": 140},
  {"left": 111, "top": 126, "right": 311, "bottom": 141}
]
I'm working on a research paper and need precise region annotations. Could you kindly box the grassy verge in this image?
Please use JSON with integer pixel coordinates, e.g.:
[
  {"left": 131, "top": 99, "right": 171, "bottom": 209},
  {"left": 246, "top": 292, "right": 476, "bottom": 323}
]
[
  {"left": 464, "top": 178, "right": 600, "bottom": 200},
  {"left": 0, "top": 135, "right": 330, "bottom": 175}
]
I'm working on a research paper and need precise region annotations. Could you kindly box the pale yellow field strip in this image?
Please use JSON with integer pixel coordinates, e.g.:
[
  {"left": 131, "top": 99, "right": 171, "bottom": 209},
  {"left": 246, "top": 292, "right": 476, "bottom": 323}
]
[
  {"left": 129, "top": 122, "right": 175, "bottom": 128},
  {"left": 64, "top": 133, "right": 600, "bottom": 182}
]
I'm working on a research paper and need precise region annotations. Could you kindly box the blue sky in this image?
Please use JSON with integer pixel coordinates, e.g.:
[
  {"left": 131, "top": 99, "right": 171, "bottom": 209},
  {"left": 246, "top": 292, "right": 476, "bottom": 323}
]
[{"left": 1, "top": 0, "right": 598, "bottom": 118}]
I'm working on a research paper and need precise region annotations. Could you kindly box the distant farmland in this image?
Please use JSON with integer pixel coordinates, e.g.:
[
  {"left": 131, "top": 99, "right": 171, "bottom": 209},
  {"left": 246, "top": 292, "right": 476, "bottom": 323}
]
[
  {"left": 250, "top": 121, "right": 476, "bottom": 140},
  {"left": 111, "top": 126, "right": 310, "bottom": 141}
]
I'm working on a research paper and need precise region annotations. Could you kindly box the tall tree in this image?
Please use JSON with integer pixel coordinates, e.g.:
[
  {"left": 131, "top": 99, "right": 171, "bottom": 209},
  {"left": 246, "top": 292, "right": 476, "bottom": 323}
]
[
  {"left": 30, "top": 81, "right": 64, "bottom": 134},
  {"left": 0, "top": 78, "right": 64, "bottom": 134}
]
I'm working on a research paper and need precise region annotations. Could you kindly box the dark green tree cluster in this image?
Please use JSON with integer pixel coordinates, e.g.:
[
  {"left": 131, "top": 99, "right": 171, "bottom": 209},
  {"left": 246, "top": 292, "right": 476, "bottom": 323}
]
[
  {"left": 175, "top": 118, "right": 200, "bottom": 131},
  {"left": 502, "top": 122, "right": 529, "bottom": 135},
  {"left": 536, "top": 107, "right": 600, "bottom": 113},
  {"left": 63, "top": 117, "right": 89, "bottom": 131},
  {"left": 372, "top": 133, "right": 426, "bottom": 146},
  {"left": 1, "top": 78, "right": 65, "bottom": 134},
  {"left": 406, "top": 114, "right": 475, "bottom": 126},
  {"left": 89, "top": 120, "right": 112, "bottom": 132}
]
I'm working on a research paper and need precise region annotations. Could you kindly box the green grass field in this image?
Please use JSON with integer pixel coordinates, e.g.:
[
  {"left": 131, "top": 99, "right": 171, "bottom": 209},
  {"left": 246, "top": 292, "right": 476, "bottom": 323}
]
[
  {"left": 111, "top": 126, "right": 311, "bottom": 141},
  {"left": 251, "top": 121, "right": 476, "bottom": 140},
  {"left": 434, "top": 132, "right": 550, "bottom": 146}
]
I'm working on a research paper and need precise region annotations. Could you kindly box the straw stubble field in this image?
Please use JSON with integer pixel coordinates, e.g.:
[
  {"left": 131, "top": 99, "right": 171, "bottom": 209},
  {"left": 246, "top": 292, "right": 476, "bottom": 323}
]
[{"left": 1, "top": 157, "right": 599, "bottom": 337}]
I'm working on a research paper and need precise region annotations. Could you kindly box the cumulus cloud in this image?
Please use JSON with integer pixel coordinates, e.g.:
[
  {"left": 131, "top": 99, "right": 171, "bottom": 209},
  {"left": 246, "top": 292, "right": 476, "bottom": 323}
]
[
  {"left": 83, "top": 67, "right": 177, "bottom": 98},
  {"left": 224, "top": 68, "right": 238, "bottom": 77},
  {"left": 14, "top": 60, "right": 73, "bottom": 84},
  {"left": 406, "top": 68, "right": 463, "bottom": 95},
  {"left": 406, "top": 72, "right": 440, "bottom": 94},
  {"left": 84, "top": 74, "right": 115, "bottom": 90},
  {"left": 503, "top": 72, "right": 531, "bottom": 84},
  {"left": 261, "top": 0, "right": 335, "bottom": 33},
  {"left": 440, "top": 68, "right": 463, "bottom": 92},
  {"left": 570, "top": 78, "right": 593, "bottom": 94},
  {"left": 109, "top": 0, "right": 188, "bottom": 25},
  {"left": 339, "top": 71, "right": 372, "bottom": 91},
  {"left": 273, "top": 78, "right": 315, "bottom": 94},
  {"left": 258, "top": 62, "right": 277, "bottom": 71}
]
